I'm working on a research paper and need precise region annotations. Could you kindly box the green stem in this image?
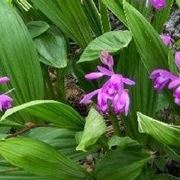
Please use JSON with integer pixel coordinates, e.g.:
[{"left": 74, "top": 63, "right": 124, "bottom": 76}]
[
  {"left": 56, "top": 68, "right": 66, "bottom": 102},
  {"left": 109, "top": 113, "right": 121, "bottom": 136}
]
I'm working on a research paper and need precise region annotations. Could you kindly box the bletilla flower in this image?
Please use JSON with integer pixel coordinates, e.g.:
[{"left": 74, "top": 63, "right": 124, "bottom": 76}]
[
  {"left": 160, "top": 34, "right": 172, "bottom": 46},
  {"left": 150, "top": 69, "right": 176, "bottom": 91},
  {"left": 0, "top": 95, "right": 12, "bottom": 111},
  {"left": 150, "top": 0, "right": 166, "bottom": 10},
  {"left": 81, "top": 51, "right": 135, "bottom": 116},
  {"left": 0, "top": 76, "right": 13, "bottom": 111},
  {"left": 150, "top": 53, "right": 180, "bottom": 105}
]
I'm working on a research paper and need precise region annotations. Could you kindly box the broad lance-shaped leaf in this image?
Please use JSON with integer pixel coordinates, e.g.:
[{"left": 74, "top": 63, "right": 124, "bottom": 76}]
[
  {"left": 1, "top": 100, "right": 84, "bottom": 131},
  {"left": 95, "top": 143, "right": 151, "bottom": 180},
  {"left": 0, "top": 137, "right": 86, "bottom": 179},
  {"left": 76, "top": 108, "right": 106, "bottom": 151},
  {"left": 78, "top": 30, "right": 132, "bottom": 63},
  {"left": 25, "top": 127, "right": 90, "bottom": 161},
  {"left": 137, "top": 112, "right": 180, "bottom": 147},
  {"left": 34, "top": 28, "right": 67, "bottom": 68},
  {"left": 102, "top": 0, "right": 127, "bottom": 26},
  {"left": 27, "top": 21, "right": 50, "bottom": 38},
  {"left": 31, "top": 0, "right": 93, "bottom": 47},
  {"left": 123, "top": 1, "right": 169, "bottom": 71},
  {"left": 0, "top": 1, "right": 44, "bottom": 104},
  {"left": 108, "top": 136, "right": 139, "bottom": 149}
]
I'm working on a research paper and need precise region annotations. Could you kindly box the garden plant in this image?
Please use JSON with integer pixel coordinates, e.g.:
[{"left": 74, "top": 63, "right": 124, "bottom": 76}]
[{"left": 0, "top": 0, "right": 179, "bottom": 179}]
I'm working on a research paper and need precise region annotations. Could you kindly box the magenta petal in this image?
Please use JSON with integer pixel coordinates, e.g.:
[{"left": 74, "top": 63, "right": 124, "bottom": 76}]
[
  {"left": 0, "top": 76, "right": 10, "bottom": 84},
  {"left": 168, "top": 78, "right": 180, "bottom": 89},
  {"left": 0, "top": 94, "right": 12, "bottom": 111},
  {"left": 80, "top": 89, "right": 99, "bottom": 104},
  {"left": 160, "top": 34, "right": 172, "bottom": 45},
  {"left": 122, "top": 77, "right": 135, "bottom": 86},
  {"left": 85, "top": 72, "right": 103, "bottom": 80},
  {"left": 150, "top": 0, "right": 166, "bottom": 10},
  {"left": 100, "top": 50, "right": 114, "bottom": 69},
  {"left": 97, "top": 89, "right": 108, "bottom": 112},
  {"left": 175, "top": 51, "right": 180, "bottom": 70},
  {"left": 97, "top": 66, "right": 113, "bottom": 76}
]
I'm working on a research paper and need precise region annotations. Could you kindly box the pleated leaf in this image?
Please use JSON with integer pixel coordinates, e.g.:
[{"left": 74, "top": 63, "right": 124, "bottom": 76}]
[
  {"left": 0, "top": 137, "right": 86, "bottom": 179},
  {"left": 27, "top": 21, "right": 50, "bottom": 38},
  {"left": 81, "top": 0, "right": 103, "bottom": 36},
  {"left": 25, "top": 127, "right": 91, "bottom": 161},
  {"left": 1, "top": 100, "right": 84, "bottom": 131},
  {"left": 34, "top": 28, "right": 67, "bottom": 68},
  {"left": 95, "top": 144, "right": 151, "bottom": 180},
  {"left": 76, "top": 108, "right": 106, "bottom": 151},
  {"left": 78, "top": 30, "right": 132, "bottom": 63},
  {"left": 102, "top": 0, "right": 127, "bottom": 26},
  {"left": 137, "top": 112, "right": 180, "bottom": 147},
  {"left": 123, "top": 1, "right": 169, "bottom": 71},
  {"left": 0, "top": 0, "right": 44, "bottom": 105},
  {"left": 31, "top": 0, "right": 93, "bottom": 47}
]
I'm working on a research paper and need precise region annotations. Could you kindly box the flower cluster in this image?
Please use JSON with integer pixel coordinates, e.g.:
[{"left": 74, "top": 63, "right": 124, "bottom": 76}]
[
  {"left": 80, "top": 51, "right": 135, "bottom": 116},
  {"left": 150, "top": 35, "right": 180, "bottom": 105},
  {"left": 0, "top": 76, "right": 13, "bottom": 111},
  {"left": 150, "top": 0, "right": 166, "bottom": 10}
]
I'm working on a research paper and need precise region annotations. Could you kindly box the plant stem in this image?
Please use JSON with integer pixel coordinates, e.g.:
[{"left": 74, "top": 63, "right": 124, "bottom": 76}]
[{"left": 109, "top": 113, "right": 121, "bottom": 136}]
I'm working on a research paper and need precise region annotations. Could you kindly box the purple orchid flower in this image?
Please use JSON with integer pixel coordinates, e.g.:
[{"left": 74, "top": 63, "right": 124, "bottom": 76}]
[
  {"left": 0, "top": 76, "right": 13, "bottom": 111},
  {"left": 0, "top": 94, "right": 13, "bottom": 111},
  {"left": 81, "top": 51, "right": 135, "bottom": 116},
  {"left": 150, "top": 51, "right": 180, "bottom": 105},
  {"left": 150, "top": 69, "right": 176, "bottom": 91},
  {"left": 160, "top": 34, "right": 172, "bottom": 46},
  {"left": 150, "top": 0, "right": 166, "bottom": 10}
]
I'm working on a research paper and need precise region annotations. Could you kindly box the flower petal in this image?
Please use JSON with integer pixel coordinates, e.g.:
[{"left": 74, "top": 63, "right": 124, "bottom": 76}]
[
  {"left": 168, "top": 78, "right": 180, "bottom": 89},
  {"left": 175, "top": 51, "right": 180, "bottom": 70},
  {"left": 80, "top": 89, "right": 99, "bottom": 104},
  {"left": 85, "top": 72, "right": 103, "bottom": 80},
  {"left": 0, "top": 76, "right": 10, "bottom": 84},
  {"left": 100, "top": 50, "right": 114, "bottom": 70},
  {"left": 122, "top": 77, "right": 135, "bottom": 86},
  {"left": 97, "top": 66, "right": 113, "bottom": 76}
]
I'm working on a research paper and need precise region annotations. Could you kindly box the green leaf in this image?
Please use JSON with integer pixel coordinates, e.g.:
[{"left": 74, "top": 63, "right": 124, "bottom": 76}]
[
  {"left": 96, "top": 144, "right": 151, "bottom": 180},
  {"left": 123, "top": 1, "right": 168, "bottom": 71},
  {"left": 177, "top": 0, "right": 180, "bottom": 7},
  {"left": 27, "top": 21, "right": 50, "bottom": 38},
  {"left": 81, "top": 0, "right": 103, "bottom": 36},
  {"left": 34, "top": 28, "right": 67, "bottom": 68},
  {"left": 108, "top": 136, "right": 139, "bottom": 149},
  {"left": 25, "top": 127, "right": 90, "bottom": 161},
  {"left": 0, "top": 137, "right": 86, "bottom": 179},
  {"left": 78, "top": 30, "right": 132, "bottom": 63},
  {"left": 102, "top": 0, "right": 127, "bottom": 26},
  {"left": 137, "top": 112, "right": 180, "bottom": 147},
  {"left": 99, "top": 1, "right": 111, "bottom": 32},
  {"left": 1, "top": 100, "right": 84, "bottom": 131},
  {"left": 31, "top": 0, "right": 93, "bottom": 47},
  {"left": 0, "top": 0, "right": 44, "bottom": 106},
  {"left": 76, "top": 108, "right": 106, "bottom": 151}
]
